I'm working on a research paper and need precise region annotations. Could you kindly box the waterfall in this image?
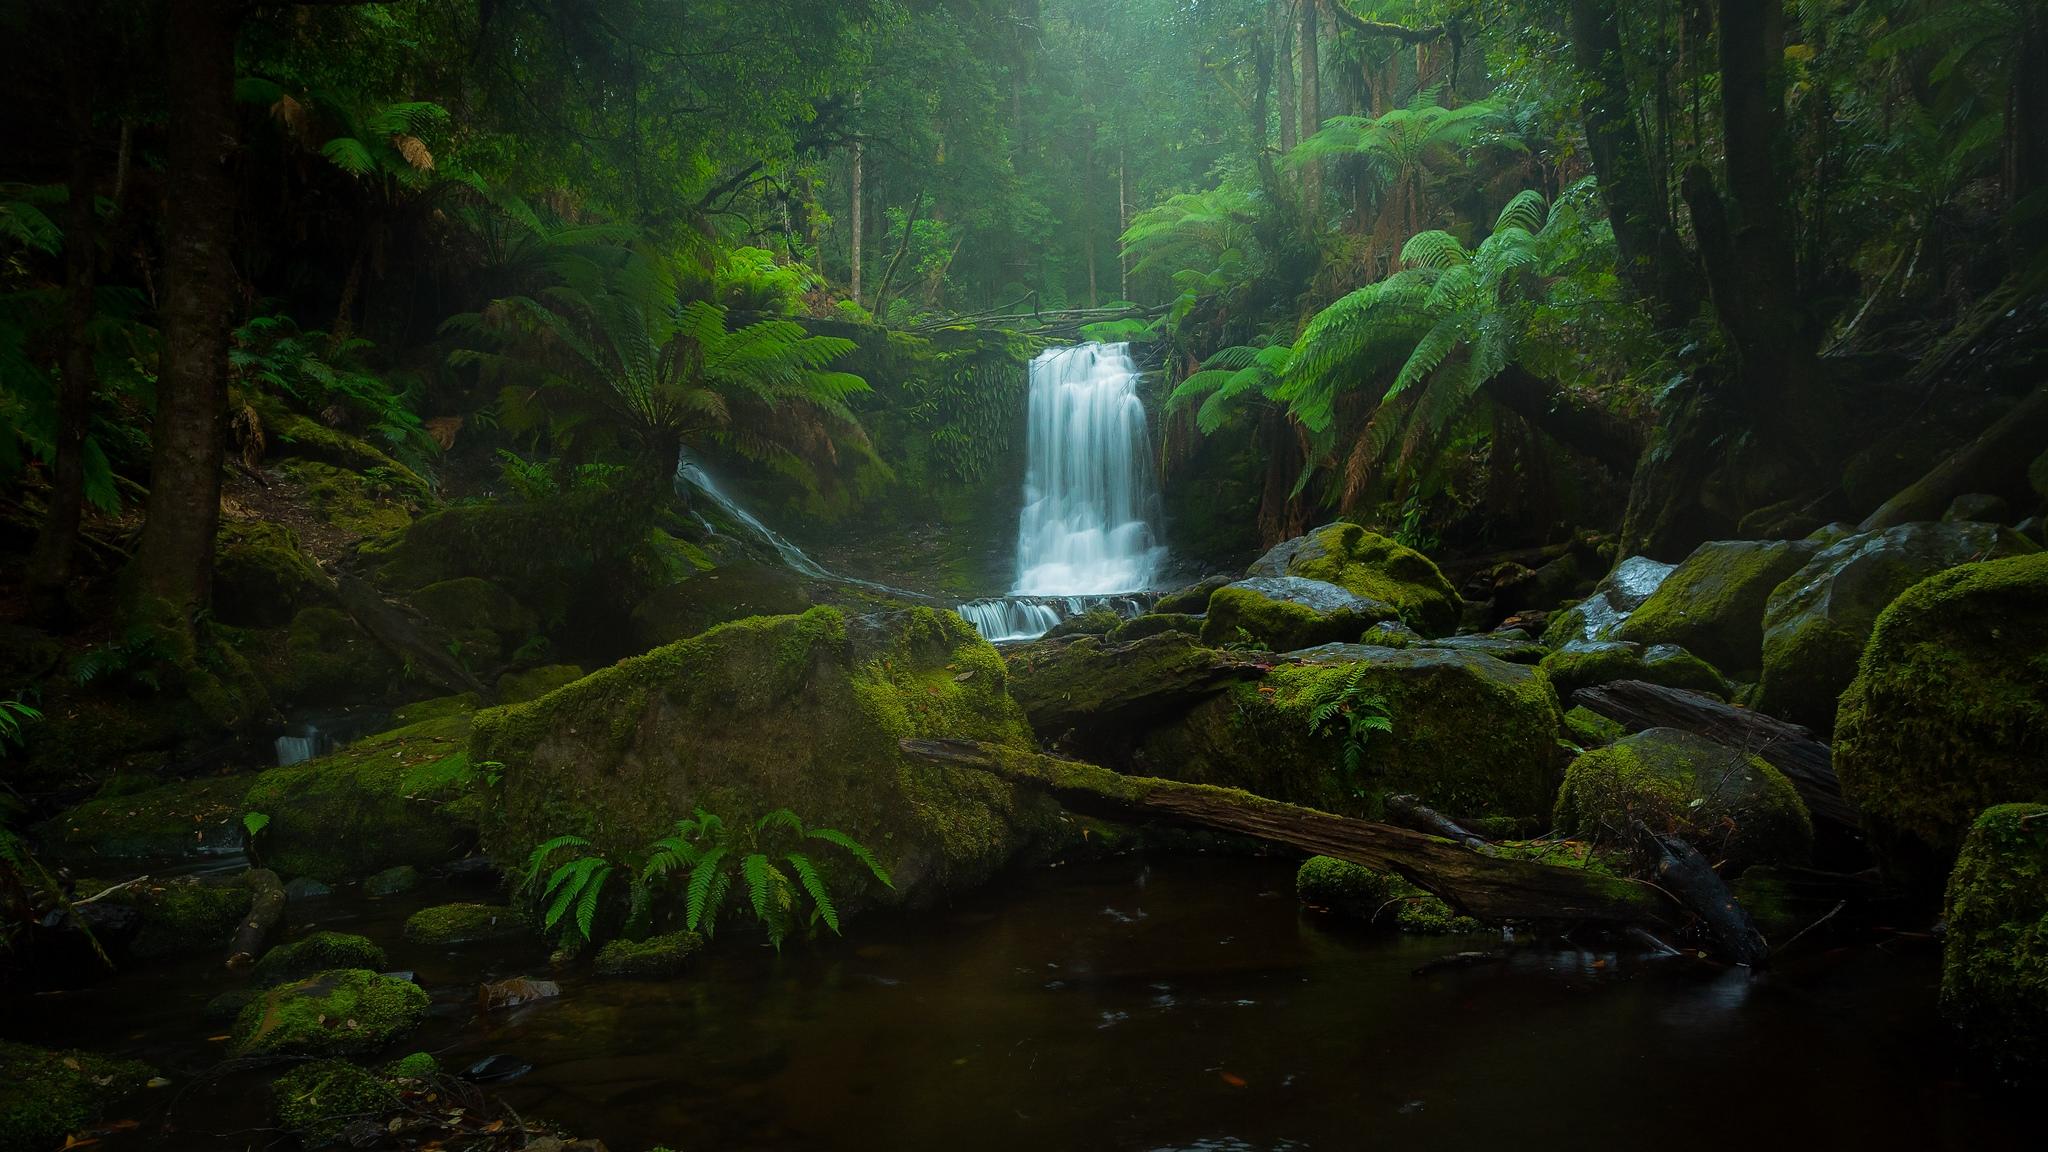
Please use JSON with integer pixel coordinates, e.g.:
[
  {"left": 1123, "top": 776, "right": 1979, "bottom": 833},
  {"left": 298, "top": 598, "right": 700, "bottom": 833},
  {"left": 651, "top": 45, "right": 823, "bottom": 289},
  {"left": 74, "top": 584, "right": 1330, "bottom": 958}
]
[{"left": 958, "top": 343, "right": 1166, "bottom": 641}]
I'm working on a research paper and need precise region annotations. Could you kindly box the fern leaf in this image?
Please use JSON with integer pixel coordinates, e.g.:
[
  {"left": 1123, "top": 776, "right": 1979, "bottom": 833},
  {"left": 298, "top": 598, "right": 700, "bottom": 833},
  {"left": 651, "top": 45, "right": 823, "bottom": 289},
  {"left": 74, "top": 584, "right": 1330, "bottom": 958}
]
[
  {"left": 808, "top": 827, "right": 892, "bottom": 888},
  {"left": 786, "top": 851, "right": 839, "bottom": 934}
]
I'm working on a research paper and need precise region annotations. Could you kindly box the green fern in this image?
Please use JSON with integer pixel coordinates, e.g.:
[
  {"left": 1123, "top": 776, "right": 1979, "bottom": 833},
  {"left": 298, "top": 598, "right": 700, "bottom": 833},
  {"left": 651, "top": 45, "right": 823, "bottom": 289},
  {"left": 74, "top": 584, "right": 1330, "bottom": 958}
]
[{"left": 1300, "top": 665, "right": 1395, "bottom": 799}]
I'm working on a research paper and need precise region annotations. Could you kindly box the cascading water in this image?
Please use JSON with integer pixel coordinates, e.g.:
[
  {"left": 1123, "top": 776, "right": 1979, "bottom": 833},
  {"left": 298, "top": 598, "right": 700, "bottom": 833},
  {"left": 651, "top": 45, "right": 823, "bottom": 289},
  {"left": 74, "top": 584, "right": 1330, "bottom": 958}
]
[{"left": 958, "top": 343, "right": 1166, "bottom": 641}]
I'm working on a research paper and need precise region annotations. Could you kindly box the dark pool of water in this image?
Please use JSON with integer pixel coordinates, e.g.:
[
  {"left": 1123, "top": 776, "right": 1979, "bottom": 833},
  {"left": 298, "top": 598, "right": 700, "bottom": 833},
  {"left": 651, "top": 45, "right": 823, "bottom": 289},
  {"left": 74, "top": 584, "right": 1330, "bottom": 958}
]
[{"left": 4, "top": 854, "right": 2027, "bottom": 1151}]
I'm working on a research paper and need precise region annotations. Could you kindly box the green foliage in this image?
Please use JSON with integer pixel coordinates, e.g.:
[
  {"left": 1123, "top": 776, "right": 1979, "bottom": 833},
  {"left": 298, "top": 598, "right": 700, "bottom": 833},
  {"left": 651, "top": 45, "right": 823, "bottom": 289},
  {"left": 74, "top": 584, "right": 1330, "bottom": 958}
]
[
  {"left": 70, "top": 627, "right": 177, "bottom": 692},
  {"left": 1299, "top": 664, "right": 1395, "bottom": 798},
  {"left": 0, "top": 698, "right": 38, "bottom": 757},
  {"left": 230, "top": 314, "right": 430, "bottom": 466}
]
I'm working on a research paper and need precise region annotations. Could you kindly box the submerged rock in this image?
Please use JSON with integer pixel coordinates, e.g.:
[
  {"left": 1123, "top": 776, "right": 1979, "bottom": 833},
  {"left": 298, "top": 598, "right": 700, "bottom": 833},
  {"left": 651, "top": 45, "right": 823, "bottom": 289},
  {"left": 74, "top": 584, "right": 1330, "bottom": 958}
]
[
  {"left": 1538, "top": 640, "right": 1726, "bottom": 700},
  {"left": 1199, "top": 577, "right": 1393, "bottom": 651},
  {"left": 1941, "top": 803, "right": 2048, "bottom": 1079},
  {"left": 1248, "top": 523, "right": 1462, "bottom": 635},
  {"left": 1613, "top": 539, "right": 1818, "bottom": 678},
  {"left": 472, "top": 607, "right": 1064, "bottom": 910},
  {"left": 1139, "top": 644, "right": 1563, "bottom": 822},
  {"left": 232, "top": 969, "right": 428, "bottom": 1057},
  {"left": 0, "top": 1041, "right": 154, "bottom": 1152},
  {"left": 1835, "top": 552, "right": 2048, "bottom": 890},
  {"left": 1754, "top": 521, "right": 2037, "bottom": 732},
  {"left": 403, "top": 903, "right": 530, "bottom": 947},
  {"left": 1554, "top": 727, "right": 1813, "bottom": 873},
  {"left": 593, "top": 931, "right": 704, "bottom": 977}
]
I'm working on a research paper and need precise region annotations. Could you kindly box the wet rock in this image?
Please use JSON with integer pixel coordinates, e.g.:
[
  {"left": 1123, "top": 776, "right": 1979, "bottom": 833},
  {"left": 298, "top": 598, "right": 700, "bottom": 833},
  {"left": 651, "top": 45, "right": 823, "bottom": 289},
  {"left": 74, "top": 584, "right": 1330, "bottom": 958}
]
[
  {"left": 283, "top": 877, "right": 334, "bottom": 903},
  {"left": 1005, "top": 631, "right": 1263, "bottom": 744},
  {"left": 254, "top": 932, "right": 388, "bottom": 983},
  {"left": 1200, "top": 577, "right": 1394, "bottom": 651},
  {"left": 1247, "top": 523, "right": 1461, "bottom": 635},
  {"left": 1941, "top": 803, "right": 2048, "bottom": 1079},
  {"left": 1539, "top": 640, "right": 1726, "bottom": 700},
  {"left": 403, "top": 903, "right": 530, "bottom": 946},
  {"left": 479, "top": 976, "right": 561, "bottom": 1011},
  {"left": 1755, "top": 521, "right": 2038, "bottom": 732},
  {"left": 460, "top": 1054, "right": 535, "bottom": 1084},
  {"left": 440, "top": 855, "right": 503, "bottom": 885},
  {"left": 232, "top": 969, "right": 428, "bottom": 1057},
  {"left": 1539, "top": 555, "right": 1676, "bottom": 648},
  {"left": 105, "top": 876, "right": 253, "bottom": 958},
  {"left": 1613, "top": 538, "right": 1819, "bottom": 678},
  {"left": 1042, "top": 607, "right": 1122, "bottom": 639},
  {"left": 271, "top": 1059, "right": 399, "bottom": 1148},
  {"left": 1151, "top": 574, "right": 1232, "bottom": 614},
  {"left": 0, "top": 1041, "right": 154, "bottom": 1152},
  {"left": 593, "top": 931, "right": 703, "bottom": 978},
  {"left": 1944, "top": 493, "right": 2010, "bottom": 524},
  {"left": 1835, "top": 552, "right": 2048, "bottom": 891},
  {"left": 1415, "top": 631, "right": 1548, "bottom": 665},
  {"left": 2018, "top": 516, "right": 2047, "bottom": 546},
  {"left": 362, "top": 865, "right": 420, "bottom": 897},
  {"left": 1554, "top": 727, "right": 1813, "bottom": 873}
]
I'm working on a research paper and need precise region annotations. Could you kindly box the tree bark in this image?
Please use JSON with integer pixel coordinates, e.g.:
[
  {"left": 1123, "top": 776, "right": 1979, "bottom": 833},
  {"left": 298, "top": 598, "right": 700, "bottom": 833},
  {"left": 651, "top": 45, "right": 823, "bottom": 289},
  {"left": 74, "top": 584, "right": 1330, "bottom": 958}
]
[
  {"left": 1274, "top": 0, "right": 1296, "bottom": 155},
  {"left": 226, "top": 868, "right": 284, "bottom": 969},
  {"left": 849, "top": 134, "right": 864, "bottom": 304},
  {"left": 902, "top": 738, "right": 1685, "bottom": 930},
  {"left": 2008, "top": 8, "right": 2047, "bottom": 265},
  {"left": 1299, "top": 0, "right": 1322, "bottom": 214},
  {"left": 27, "top": 0, "right": 103, "bottom": 625},
  {"left": 133, "top": 0, "right": 243, "bottom": 622}
]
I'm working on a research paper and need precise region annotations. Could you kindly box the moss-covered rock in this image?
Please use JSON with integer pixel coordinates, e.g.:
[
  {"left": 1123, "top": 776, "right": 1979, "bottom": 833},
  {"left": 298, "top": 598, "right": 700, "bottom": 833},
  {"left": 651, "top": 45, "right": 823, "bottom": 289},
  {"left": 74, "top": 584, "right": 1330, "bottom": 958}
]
[
  {"left": 362, "top": 864, "right": 421, "bottom": 897},
  {"left": 403, "top": 903, "right": 530, "bottom": 946},
  {"left": 1613, "top": 539, "right": 1818, "bottom": 678},
  {"left": 629, "top": 562, "right": 813, "bottom": 649},
  {"left": 1540, "top": 555, "right": 1677, "bottom": 648},
  {"left": 257, "top": 398, "right": 431, "bottom": 501},
  {"left": 389, "top": 693, "right": 481, "bottom": 727},
  {"left": 1563, "top": 705, "right": 1628, "bottom": 748},
  {"left": 1042, "top": 607, "right": 1122, "bottom": 640},
  {"left": 281, "top": 605, "right": 398, "bottom": 704},
  {"left": 593, "top": 930, "right": 703, "bottom": 977},
  {"left": 1834, "top": 552, "right": 2048, "bottom": 890},
  {"left": 472, "top": 607, "right": 1064, "bottom": 911},
  {"left": 1106, "top": 613, "right": 1202, "bottom": 643},
  {"left": 107, "top": 876, "right": 253, "bottom": 958},
  {"left": 274, "top": 458, "right": 414, "bottom": 539},
  {"left": 232, "top": 969, "right": 428, "bottom": 1057},
  {"left": 1152, "top": 575, "right": 1231, "bottom": 615},
  {"left": 271, "top": 1059, "right": 400, "bottom": 1147},
  {"left": 243, "top": 714, "right": 479, "bottom": 883},
  {"left": 1538, "top": 640, "right": 1727, "bottom": 701},
  {"left": 1554, "top": 727, "right": 1813, "bottom": 873},
  {"left": 1415, "top": 631, "right": 1548, "bottom": 665},
  {"left": 1755, "top": 521, "right": 2038, "bottom": 732},
  {"left": 1005, "top": 631, "right": 1258, "bottom": 741},
  {"left": 411, "top": 577, "right": 538, "bottom": 663},
  {"left": 1294, "top": 856, "right": 1482, "bottom": 934},
  {"left": 213, "top": 521, "right": 331, "bottom": 629},
  {"left": 253, "top": 931, "right": 388, "bottom": 983},
  {"left": 1138, "top": 644, "right": 1563, "bottom": 821},
  {"left": 37, "top": 774, "right": 252, "bottom": 865},
  {"left": 1248, "top": 523, "right": 1462, "bottom": 635},
  {"left": 1941, "top": 803, "right": 2048, "bottom": 1078},
  {"left": 497, "top": 664, "right": 586, "bottom": 704},
  {"left": 1199, "top": 577, "right": 1394, "bottom": 651},
  {"left": 384, "top": 1052, "right": 438, "bottom": 1080},
  {"left": 0, "top": 1041, "right": 153, "bottom": 1152}
]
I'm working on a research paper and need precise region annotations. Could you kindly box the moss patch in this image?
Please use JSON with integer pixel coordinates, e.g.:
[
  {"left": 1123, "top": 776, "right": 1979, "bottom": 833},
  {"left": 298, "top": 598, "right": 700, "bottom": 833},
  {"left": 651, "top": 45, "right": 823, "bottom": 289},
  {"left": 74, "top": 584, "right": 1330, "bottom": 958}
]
[
  {"left": 108, "top": 876, "right": 253, "bottom": 958},
  {"left": 411, "top": 577, "right": 539, "bottom": 663},
  {"left": 403, "top": 903, "right": 530, "bottom": 946},
  {"left": 1199, "top": 578, "right": 1394, "bottom": 651},
  {"left": 1614, "top": 539, "right": 1817, "bottom": 679},
  {"left": 1834, "top": 553, "right": 2048, "bottom": 891},
  {"left": 281, "top": 606, "right": 398, "bottom": 704},
  {"left": 497, "top": 664, "right": 586, "bottom": 704},
  {"left": 37, "top": 774, "right": 252, "bottom": 865},
  {"left": 1538, "top": 641, "right": 1726, "bottom": 701},
  {"left": 628, "top": 562, "right": 813, "bottom": 649},
  {"left": 232, "top": 969, "right": 429, "bottom": 1057},
  {"left": 1294, "top": 856, "right": 1482, "bottom": 934},
  {"left": 593, "top": 930, "right": 703, "bottom": 977},
  {"left": 1564, "top": 706, "right": 1628, "bottom": 749},
  {"left": 253, "top": 932, "right": 388, "bottom": 983},
  {"left": 274, "top": 458, "right": 416, "bottom": 539},
  {"left": 272, "top": 1060, "right": 400, "bottom": 1146},
  {"left": 212, "top": 520, "right": 331, "bottom": 628},
  {"left": 1250, "top": 523, "right": 1462, "bottom": 635},
  {"left": 0, "top": 1041, "right": 153, "bottom": 1152},
  {"left": 1554, "top": 727, "right": 1812, "bottom": 873},
  {"left": 1942, "top": 803, "right": 2048, "bottom": 1077}
]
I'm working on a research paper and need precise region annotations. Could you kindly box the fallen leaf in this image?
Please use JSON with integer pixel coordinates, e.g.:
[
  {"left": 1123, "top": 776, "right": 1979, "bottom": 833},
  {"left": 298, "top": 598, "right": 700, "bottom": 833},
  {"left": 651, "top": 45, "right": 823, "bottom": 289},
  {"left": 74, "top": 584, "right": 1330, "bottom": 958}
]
[
  {"left": 61, "top": 1058, "right": 81, "bottom": 1071},
  {"left": 1219, "top": 1071, "right": 1247, "bottom": 1088}
]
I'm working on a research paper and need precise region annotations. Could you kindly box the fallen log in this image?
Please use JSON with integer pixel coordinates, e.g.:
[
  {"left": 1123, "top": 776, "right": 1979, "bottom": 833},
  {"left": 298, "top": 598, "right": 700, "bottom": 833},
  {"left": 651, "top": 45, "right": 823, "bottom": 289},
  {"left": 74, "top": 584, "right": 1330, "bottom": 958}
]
[
  {"left": 1571, "top": 680, "right": 1860, "bottom": 856},
  {"left": 902, "top": 738, "right": 1685, "bottom": 932},
  {"left": 335, "top": 574, "right": 492, "bottom": 700},
  {"left": 1637, "top": 824, "right": 1770, "bottom": 967},
  {"left": 226, "top": 868, "right": 285, "bottom": 969},
  {"left": 1384, "top": 793, "right": 1490, "bottom": 852}
]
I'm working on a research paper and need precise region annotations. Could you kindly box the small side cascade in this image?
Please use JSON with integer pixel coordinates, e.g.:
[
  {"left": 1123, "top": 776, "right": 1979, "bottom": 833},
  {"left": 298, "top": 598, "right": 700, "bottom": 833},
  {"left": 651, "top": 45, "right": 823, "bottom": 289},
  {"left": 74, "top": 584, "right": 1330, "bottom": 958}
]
[{"left": 672, "top": 453, "right": 919, "bottom": 597}]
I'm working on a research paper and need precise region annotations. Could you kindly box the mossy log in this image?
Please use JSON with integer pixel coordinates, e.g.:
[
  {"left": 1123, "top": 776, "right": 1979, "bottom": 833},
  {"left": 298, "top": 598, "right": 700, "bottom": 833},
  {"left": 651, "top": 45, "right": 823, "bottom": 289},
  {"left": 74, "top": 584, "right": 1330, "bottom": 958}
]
[
  {"left": 226, "top": 868, "right": 284, "bottom": 969},
  {"left": 900, "top": 738, "right": 1682, "bottom": 931}
]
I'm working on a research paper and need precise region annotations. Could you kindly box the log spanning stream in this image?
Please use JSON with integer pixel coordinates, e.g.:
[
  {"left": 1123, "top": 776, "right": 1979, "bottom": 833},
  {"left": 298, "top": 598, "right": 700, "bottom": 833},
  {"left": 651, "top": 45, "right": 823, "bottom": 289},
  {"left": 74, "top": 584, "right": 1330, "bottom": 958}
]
[{"left": 8, "top": 857, "right": 2018, "bottom": 1151}]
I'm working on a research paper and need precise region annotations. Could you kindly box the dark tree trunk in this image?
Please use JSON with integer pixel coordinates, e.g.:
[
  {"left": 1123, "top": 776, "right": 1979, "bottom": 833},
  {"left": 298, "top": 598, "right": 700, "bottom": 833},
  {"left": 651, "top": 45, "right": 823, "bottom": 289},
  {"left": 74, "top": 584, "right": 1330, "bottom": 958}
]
[
  {"left": 2011, "top": 7, "right": 2048, "bottom": 262},
  {"left": 1299, "top": 0, "right": 1321, "bottom": 213},
  {"left": 1567, "top": 0, "right": 1698, "bottom": 326},
  {"left": 133, "top": 0, "right": 243, "bottom": 622},
  {"left": 27, "top": 1, "right": 103, "bottom": 626}
]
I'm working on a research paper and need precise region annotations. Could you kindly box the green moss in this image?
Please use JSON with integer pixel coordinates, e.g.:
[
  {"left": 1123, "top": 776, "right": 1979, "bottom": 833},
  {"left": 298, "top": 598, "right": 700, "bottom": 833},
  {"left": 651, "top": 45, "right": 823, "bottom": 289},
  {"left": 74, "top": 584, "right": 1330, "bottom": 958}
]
[
  {"left": 1942, "top": 803, "right": 2048, "bottom": 1078},
  {"left": 629, "top": 562, "right": 813, "bottom": 649},
  {"left": 1614, "top": 539, "right": 1816, "bottom": 679},
  {"left": 593, "top": 930, "right": 704, "bottom": 977},
  {"left": 0, "top": 1041, "right": 154, "bottom": 1152},
  {"left": 384, "top": 1052, "right": 438, "bottom": 1080},
  {"left": 1538, "top": 641, "right": 1727, "bottom": 701},
  {"left": 1152, "top": 576, "right": 1230, "bottom": 615},
  {"left": 1256, "top": 523, "right": 1463, "bottom": 636},
  {"left": 274, "top": 458, "right": 415, "bottom": 538},
  {"left": 390, "top": 693, "right": 482, "bottom": 727},
  {"left": 1294, "top": 856, "right": 1482, "bottom": 933},
  {"left": 253, "top": 931, "right": 388, "bottom": 983},
  {"left": 257, "top": 398, "right": 431, "bottom": 499},
  {"left": 1140, "top": 645, "right": 1563, "bottom": 822},
  {"left": 1554, "top": 727, "right": 1813, "bottom": 873},
  {"left": 37, "top": 774, "right": 252, "bottom": 865},
  {"left": 362, "top": 864, "right": 420, "bottom": 896},
  {"left": 109, "top": 876, "right": 253, "bottom": 958},
  {"left": 403, "top": 903, "right": 530, "bottom": 946},
  {"left": 282, "top": 606, "right": 397, "bottom": 704},
  {"left": 1199, "top": 580, "right": 1393, "bottom": 651},
  {"left": 411, "top": 577, "right": 538, "bottom": 662},
  {"left": 1043, "top": 608, "right": 1121, "bottom": 639},
  {"left": 243, "top": 714, "right": 479, "bottom": 882},
  {"left": 1005, "top": 631, "right": 1250, "bottom": 738},
  {"left": 496, "top": 664, "right": 586, "bottom": 704},
  {"left": 472, "top": 606, "right": 1061, "bottom": 911},
  {"left": 212, "top": 521, "right": 331, "bottom": 628},
  {"left": 272, "top": 1059, "right": 401, "bottom": 1146},
  {"left": 1834, "top": 553, "right": 2048, "bottom": 891},
  {"left": 1564, "top": 705, "right": 1628, "bottom": 748},
  {"left": 1107, "top": 613, "right": 1202, "bottom": 643},
  {"left": 232, "top": 969, "right": 429, "bottom": 1057}
]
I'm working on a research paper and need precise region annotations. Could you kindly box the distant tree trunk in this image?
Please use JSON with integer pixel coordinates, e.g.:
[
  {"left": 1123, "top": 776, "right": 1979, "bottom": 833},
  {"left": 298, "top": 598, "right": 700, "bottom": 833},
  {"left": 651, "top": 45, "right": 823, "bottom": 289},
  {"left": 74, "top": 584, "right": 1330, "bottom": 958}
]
[
  {"left": 849, "top": 136, "right": 864, "bottom": 304},
  {"left": 1275, "top": 0, "right": 1297, "bottom": 155},
  {"left": 1299, "top": 0, "right": 1322, "bottom": 214},
  {"left": 132, "top": 0, "right": 242, "bottom": 621},
  {"left": 27, "top": 0, "right": 102, "bottom": 626},
  {"left": 1118, "top": 144, "right": 1130, "bottom": 299},
  {"left": 2011, "top": 7, "right": 2048, "bottom": 263},
  {"left": 1082, "top": 122, "right": 1099, "bottom": 307}
]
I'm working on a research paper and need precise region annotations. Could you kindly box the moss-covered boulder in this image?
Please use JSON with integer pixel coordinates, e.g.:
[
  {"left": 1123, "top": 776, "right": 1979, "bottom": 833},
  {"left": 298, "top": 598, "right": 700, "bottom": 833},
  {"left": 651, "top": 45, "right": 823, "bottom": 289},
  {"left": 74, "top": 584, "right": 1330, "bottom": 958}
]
[
  {"left": 1107, "top": 613, "right": 1202, "bottom": 643},
  {"left": 1294, "top": 856, "right": 1482, "bottom": 934},
  {"left": 1199, "top": 577, "right": 1394, "bottom": 651},
  {"left": 1540, "top": 555, "right": 1677, "bottom": 648},
  {"left": 472, "top": 607, "right": 1064, "bottom": 910},
  {"left": 1152, "top": 575, "right": 1231, "bottom": 615},
  {"left": 232, "top": 969, "right": 428, "bottom": 1057},
  {"left": 274, "top": 458, "right": 414, "bottom": 539},
  {"left": 1554, "top": 727, "right": 1813, "bottom": 872},
  {"left": 1538, "top": 641, "right": 1727, "bottom": 701},
  {"left": 411, "top": 577, "right": 538, "bottom": 663},
  {"left": 1564, "top": 705, "right": 1628, "bottom": 748},
  {"left": 0, "top": 1041, "right": 153, "bottom": 1152},
  {"left": 593, "top": 931, "right": 703, "bottom": 977},
  {"left": 1004, "top": 631, "right": 1260, "bottom": 742},
  {"left": 1755, "top": 521, "right": 2038, "bottom": 732},
  {"left": 629, "top": 562, "right": 812, "bottom": 649},
  {"left": 1138, "top": 644, "right": 1563, "bottom": 821},
  {"left": 37, "top": 774, "right": 251, "bottom": 865},
  {"left": 1835, "top": 552, "right": 2048, "bottom": 890},
  {"left": 1416, "top": 631, "right": 1548, "bottom": 664},
  {"left": 1042, "top": 607, "right": 1122, "bottom": 640},
  {"left": 404, "top": 903, "right": 530, "bottom": 946},
  {"left": 389, "top": 693, "right": 481, "bottom": 727},
  {"left": 253, "top": 932, "right": 388, "bottom": 983},
  {"left": 1941, "top": 803, "right": 2048, "bottom": 1078},
  {"left": 243, "top": 714, "right": 480, "bottom": 883},
  {"left": 361, "top": 864, "right": 421, "bottom": 896},
  {"left": 281, "top": 606, "right": 397, "bottom": 704},
  {"left": 107, "top": 876, "right": 253, "bottom": 958},
  {"left": 1613, "top": 539, "right": 1818, "bottom": 678},
  {"left": 1248, "top": 523, "right": 1461, "bottom": 635},
  {"left": 257, "top": 398, "right": 431, "bottom": 499},
  {"left": 271, "top": 1059, "right": 400, "bottom": 1147},
  {"left": 497, "top": 664, "right": 586, "bottom": 704},
  {"left": 213, "top": 521, "right": 331, "bottom": 629}
]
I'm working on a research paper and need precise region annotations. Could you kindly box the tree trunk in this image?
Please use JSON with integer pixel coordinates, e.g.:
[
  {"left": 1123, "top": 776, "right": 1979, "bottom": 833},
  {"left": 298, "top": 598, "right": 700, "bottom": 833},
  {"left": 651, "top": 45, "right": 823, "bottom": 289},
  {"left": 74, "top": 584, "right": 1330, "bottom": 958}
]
[
  {"left": 1299, "top": 0, "right": 1321, "bottom": 214},
  {"left": 132, "top": 0, "right": 241, "bottom": 622},
  {"left": 1082, "top": 122, "right": 1098, "bottom": 308},
  {"left": 1275, "top": 0, "right": 1297, "bottom": 155},
  {"left": 2010, "top": 7, "right": 2048, "bottom": 262},
  {"left": 849, "top": 136, "right": 864, "bottom": 304},
  {"left": 27, "top": 1, "right": 102, "bottom": 626},
  {"left": 1118, "top": 144, "right": 1130, "bottom": 299}
]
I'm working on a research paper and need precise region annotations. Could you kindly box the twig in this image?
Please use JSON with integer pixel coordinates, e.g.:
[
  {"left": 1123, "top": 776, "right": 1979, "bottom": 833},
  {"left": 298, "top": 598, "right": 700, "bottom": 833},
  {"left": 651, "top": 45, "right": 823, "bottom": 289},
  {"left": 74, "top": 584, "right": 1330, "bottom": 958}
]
[
  {"left": 73, "top": 875, "right": 151, "bottom": 905},
  {"left": 1771, "top": 899, "right": 1848, "bottom": 958}
]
